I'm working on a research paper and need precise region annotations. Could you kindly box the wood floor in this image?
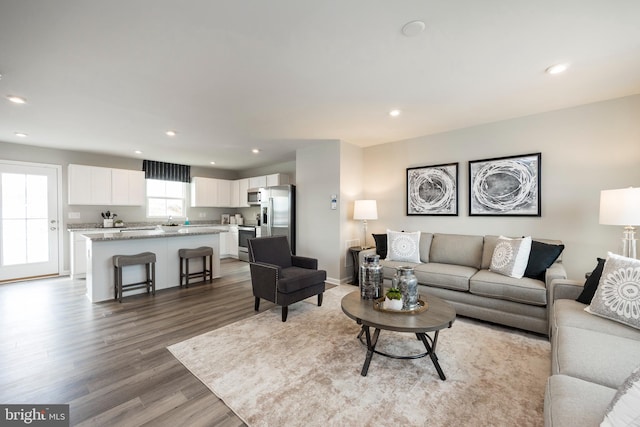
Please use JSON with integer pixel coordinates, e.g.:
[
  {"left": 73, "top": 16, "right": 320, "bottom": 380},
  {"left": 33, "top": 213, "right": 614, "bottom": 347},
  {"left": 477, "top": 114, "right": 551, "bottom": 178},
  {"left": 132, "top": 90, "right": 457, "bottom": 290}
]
[{"left": 0, "top": 259, "right": 272, "bottom": 426}]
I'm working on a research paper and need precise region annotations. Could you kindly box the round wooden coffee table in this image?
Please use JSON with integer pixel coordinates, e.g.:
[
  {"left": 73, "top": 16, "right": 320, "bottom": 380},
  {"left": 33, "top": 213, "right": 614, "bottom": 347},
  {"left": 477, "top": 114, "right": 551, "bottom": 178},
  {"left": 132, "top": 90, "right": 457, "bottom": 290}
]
[{"left": 341, "top": 291, "right": 456, "bottom": 379}]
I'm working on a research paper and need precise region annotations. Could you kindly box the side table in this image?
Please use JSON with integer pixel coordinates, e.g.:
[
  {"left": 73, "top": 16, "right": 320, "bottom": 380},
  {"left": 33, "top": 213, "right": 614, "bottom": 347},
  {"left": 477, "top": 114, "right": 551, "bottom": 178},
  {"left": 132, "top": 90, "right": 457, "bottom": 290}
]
[{"left": 348, "top": 246, "right": 374, "bottom": 286}]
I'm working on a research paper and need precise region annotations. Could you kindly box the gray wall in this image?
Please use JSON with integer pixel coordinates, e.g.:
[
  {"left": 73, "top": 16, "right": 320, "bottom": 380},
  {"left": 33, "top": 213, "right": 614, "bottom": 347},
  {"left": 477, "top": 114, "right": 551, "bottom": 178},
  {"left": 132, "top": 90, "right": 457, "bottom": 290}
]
[{"left": 360, "top": 94, "right": 640, "bottom": 280}]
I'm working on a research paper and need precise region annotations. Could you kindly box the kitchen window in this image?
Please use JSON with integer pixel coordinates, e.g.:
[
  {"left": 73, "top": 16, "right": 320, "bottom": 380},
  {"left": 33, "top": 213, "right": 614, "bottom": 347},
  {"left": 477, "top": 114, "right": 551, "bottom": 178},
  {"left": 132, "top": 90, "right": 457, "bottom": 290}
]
[{"left": 146, "top": 179, "right": 185, "bottom": 218}]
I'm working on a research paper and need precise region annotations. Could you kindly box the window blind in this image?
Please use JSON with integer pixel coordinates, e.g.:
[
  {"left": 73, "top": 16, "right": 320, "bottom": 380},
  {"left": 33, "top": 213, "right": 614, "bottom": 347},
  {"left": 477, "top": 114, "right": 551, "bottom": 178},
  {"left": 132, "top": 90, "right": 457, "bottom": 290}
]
[{"left": 142, "top": 160, "right": 191, "bottom": 183}]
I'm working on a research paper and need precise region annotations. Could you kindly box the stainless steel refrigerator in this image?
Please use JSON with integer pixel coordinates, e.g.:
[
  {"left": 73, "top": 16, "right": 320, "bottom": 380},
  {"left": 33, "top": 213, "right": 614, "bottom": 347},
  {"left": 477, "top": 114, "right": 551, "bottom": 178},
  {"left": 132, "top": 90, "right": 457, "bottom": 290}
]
[{"left": 260, "top": 184, "right": 296, "bottom": 254}]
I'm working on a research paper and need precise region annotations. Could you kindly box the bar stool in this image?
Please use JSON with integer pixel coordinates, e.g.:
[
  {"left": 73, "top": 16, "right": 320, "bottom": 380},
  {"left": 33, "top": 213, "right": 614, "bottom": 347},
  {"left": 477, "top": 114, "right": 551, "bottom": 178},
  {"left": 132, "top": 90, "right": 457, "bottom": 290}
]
[
  {"left": 179, "top": 246, "right": 213, "bottom": 287},
  {"left": 113, "top": 252, "right": 156, "bottom": 302}
]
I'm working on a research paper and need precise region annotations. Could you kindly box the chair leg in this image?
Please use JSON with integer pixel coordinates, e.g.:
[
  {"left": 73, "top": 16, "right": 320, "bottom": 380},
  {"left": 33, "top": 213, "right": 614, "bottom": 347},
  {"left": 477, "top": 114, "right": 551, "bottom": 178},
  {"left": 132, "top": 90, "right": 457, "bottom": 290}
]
[
  {"left": 254, "top": 297, "right": 260, "bottom": 311},
  {"left": 151, "top": 262, "right": 156, "bottom": 296},
  {"left": 114, "top": 266, "right": 118, "bottom": 300},
  {"left": 318, "top": 292, "right": 323, "bottom": 307},
  {"left": 179, "top": 257, "right": 184, "bottom": 287},
  {"left": 185, "top": 258, "right": 189, "bottom": 288},
  {"left": 281, "top": 306, "right": 288, "bottom": 322}
]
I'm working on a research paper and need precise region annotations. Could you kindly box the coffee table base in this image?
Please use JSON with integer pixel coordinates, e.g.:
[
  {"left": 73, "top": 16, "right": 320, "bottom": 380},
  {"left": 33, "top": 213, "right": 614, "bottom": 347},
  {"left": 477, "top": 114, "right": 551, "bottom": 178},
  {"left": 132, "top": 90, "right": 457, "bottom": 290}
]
[{"left": 357, "top": 325, "right": 447, "bottom": 380}]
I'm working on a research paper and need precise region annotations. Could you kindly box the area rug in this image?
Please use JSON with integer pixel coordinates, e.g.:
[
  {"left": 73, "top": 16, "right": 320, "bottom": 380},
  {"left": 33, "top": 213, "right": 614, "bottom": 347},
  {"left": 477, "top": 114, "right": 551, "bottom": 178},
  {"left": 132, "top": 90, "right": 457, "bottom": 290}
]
[{"left": 168, "top": 285, "right": 550, "bottom": 427}]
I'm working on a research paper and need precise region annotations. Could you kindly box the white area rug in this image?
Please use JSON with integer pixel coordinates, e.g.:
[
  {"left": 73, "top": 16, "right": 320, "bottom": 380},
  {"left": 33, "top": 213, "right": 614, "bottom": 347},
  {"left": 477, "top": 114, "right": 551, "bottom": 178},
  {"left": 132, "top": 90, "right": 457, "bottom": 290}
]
[{"left": 168, "top": 285, "right": 550, "bottom": 426}]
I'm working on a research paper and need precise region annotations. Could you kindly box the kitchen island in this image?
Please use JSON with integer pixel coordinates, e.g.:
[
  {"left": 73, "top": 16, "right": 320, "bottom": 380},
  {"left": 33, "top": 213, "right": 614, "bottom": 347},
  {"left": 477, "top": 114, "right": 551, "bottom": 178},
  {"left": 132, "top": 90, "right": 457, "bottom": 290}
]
[{"left": 84, "top": 227, "right": 221, "bottom": 302}]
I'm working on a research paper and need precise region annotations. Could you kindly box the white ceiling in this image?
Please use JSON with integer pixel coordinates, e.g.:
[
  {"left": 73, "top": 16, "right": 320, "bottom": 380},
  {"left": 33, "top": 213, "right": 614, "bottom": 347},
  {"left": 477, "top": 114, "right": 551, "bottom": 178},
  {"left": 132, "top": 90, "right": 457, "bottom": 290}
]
[{"left": 1, "top": 1, "right": 639, "bottom": 170}]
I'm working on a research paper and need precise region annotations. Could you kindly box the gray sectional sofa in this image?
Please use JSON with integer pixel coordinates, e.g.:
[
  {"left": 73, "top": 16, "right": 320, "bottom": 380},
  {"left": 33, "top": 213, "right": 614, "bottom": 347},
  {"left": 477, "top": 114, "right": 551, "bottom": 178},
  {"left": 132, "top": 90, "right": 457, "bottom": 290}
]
[
  {"left": 544, "top": 278, "right": 640, "bottom": 426},
  {"left": 359, "top": 232, "right": 567, "bottom": 335}
]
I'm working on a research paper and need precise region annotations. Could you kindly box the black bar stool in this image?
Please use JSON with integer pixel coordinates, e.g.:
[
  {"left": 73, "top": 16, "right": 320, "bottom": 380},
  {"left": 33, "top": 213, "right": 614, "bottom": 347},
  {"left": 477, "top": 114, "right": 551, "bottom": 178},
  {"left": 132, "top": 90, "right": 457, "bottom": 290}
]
[
  {"left": 113, "top": 252, "right": 156, "bottom": 302},
  {"left": 179, "top": 246, "right": 213, "bottom": 287}
]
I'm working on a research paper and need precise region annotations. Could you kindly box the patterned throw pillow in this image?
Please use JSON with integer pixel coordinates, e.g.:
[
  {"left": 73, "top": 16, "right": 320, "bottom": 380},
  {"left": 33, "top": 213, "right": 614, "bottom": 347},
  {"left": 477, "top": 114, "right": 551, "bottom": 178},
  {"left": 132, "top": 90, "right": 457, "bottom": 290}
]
[
  {"left": 386, "top": 230, "right": 421, "bottom": 263},
  {"left": 587, "top": 252, "right": 640, "bottom": 330},
  {"left": 490, "top": 236, "right": 532, "bottom": 279},
  {"left": 601, "top": 365, "right": 640, "bottom": 427}
]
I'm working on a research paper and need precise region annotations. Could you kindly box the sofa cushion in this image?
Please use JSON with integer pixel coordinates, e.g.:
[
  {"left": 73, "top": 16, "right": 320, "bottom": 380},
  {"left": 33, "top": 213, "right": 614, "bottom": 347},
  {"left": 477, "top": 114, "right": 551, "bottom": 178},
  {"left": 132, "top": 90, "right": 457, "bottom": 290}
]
[
  {"left": 470, "top": 269, "right": 547, "bottom": 306},
  {"left": 544, "top": 375, "right": 616, "bottom": 427},
  {"left": 602, "top": 365, "right": 640, "bottom": 427},
  {"left": 553, "top": 325, "right": 640, "bottom": 388},
  {"left": 489, "top": 236, "right": 532, "bottom": 279},
  {"left": 386, "top": 230, "right": 421, "bottom": 263},
  {"left": 413, "top": 262, "right": 477, "bottom": 292},
  {"left": 551, "top": 299, "right": 640, "bottom": 341},
  {"left": 430, "top": 233, "right": 483, "bottom": 269},
  {"left": 523, "top": 240, "right": 565, "bottom": 281},
  {"left": 576, "top": 257, "right": 606, "bottom": 304},
  {"left": 587, "top": 252, "right": 640, "bottom": 330}
]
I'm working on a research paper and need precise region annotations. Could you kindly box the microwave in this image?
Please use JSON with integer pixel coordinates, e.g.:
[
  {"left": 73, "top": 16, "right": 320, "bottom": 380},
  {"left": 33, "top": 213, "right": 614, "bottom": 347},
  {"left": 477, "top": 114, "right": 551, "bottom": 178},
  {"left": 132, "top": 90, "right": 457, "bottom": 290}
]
[{"left": 248, "top": 189, "right": 261, "bottom": 205}]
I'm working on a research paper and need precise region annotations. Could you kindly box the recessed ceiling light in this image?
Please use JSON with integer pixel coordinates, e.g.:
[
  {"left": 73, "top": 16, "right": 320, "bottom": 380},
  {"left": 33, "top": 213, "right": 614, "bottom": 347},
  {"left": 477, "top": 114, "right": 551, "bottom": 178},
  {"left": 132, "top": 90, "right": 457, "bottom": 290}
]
[
  {"left": 389, "top": 109, "right": 401, "bottom": 117},
  {"left": 14, "top": 132, "right": 28, "bottom": 137},
  {"left": 134, "top": 150, "right": 142, "bottom": 154},
  {"left": 166, "top": 130, "right": 177, "bottom": 136},
  {"left": 402, "top": 20, "right": 426, "bottom": 37},
  {"left": 7, "top": 95, "right": 27, "bottom": 104},
  {"left": 546, "top": 63, "right": 569, "bottom": 75},
  {"left": 252, "top": 149, "right": 260, "bottom": 154},
  {"left": 210, "top": 161, "right": 216, "bottom": 165}
]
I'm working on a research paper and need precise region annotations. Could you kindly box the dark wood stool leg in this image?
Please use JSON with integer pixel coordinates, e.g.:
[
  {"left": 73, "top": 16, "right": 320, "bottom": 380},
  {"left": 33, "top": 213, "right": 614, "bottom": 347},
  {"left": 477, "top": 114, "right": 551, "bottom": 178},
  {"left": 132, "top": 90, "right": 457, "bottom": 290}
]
[
  {"left": 179, "top": 257, "right": 184, "bottom": 287},
  {"left": 114, "top": 266, "right": 118, "bottom": 300},
  {"left": 151, "top": 262, "right": 156, "bottom": 295},
  {"left": 118, "top": 267, "right": 123, "bottom": 303},
  {"left": 208, "top": 254, "right": 213, "bottom": 282},
  {"left": 145, "top": 263, "right": 150, "bottom": 294},
  {"left": 185, "top": 257, "right": 189, "bottom": 288}
]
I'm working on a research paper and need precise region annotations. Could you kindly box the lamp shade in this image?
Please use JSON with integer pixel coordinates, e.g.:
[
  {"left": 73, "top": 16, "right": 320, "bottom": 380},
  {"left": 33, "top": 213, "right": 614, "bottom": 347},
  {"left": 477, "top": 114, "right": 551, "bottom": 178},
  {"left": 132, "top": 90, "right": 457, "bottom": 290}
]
[
  {"left": 353, "top": 200, "right": 378, "bottom": 220},
  {"left": 599, "top": 187, "right": 640, "bottom": 225}
]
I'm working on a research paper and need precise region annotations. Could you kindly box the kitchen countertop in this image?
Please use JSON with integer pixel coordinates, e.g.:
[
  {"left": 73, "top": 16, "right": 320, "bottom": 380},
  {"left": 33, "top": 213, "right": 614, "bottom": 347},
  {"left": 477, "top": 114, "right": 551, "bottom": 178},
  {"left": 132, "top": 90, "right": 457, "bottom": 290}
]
[{"left": 82, "top": 227, "right": 222, "bottom": 242}]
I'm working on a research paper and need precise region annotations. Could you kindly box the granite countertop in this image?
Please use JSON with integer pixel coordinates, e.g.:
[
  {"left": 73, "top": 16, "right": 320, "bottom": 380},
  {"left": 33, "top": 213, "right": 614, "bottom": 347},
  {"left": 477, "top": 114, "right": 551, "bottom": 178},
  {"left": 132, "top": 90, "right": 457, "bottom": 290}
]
[
  {"left": 67, "top": 222, "right": 227, "bottom": 232},
  {"left": 83, "top": 227, "right": 222, "bottom": 242}
]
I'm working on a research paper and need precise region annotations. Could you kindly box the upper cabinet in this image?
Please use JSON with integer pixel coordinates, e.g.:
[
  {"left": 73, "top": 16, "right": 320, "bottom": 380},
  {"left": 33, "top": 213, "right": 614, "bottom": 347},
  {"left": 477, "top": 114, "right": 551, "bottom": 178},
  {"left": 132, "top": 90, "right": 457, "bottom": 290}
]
[
  {"left": 248, "top": 175, "right": 267, "bottom": 189},
  {"left": 68, "top": 164, "right": 145, "bottom": 206},
  {"left": 111, "top": 169, "right": 145, "bottom": 206},
  {"left": 266, "top": 173, "right": 289, "bottom": 187},
  {"left": 190, "top": 173, "right": 289, "bottom": 208}
]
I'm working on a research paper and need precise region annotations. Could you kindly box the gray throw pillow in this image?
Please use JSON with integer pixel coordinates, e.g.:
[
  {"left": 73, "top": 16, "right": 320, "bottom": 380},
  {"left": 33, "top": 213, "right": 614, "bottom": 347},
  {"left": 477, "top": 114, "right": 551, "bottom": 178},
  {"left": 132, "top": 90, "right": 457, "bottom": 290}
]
[
  {"left": 601, "top": 365, "right": 640, "bottom": 426},
  {"left": 586, "top": 252, "right": 640, "bottom": 330}
]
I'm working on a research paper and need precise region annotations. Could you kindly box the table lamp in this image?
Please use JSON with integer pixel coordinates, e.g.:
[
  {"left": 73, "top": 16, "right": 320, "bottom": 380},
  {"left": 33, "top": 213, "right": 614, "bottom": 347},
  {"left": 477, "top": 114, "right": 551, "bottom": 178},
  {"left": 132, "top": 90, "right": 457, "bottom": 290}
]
[
  {"left": 599, "top": 187, "right": 640, "bottom": 259},
  {"left": 354, "top": 200, "right": 378, "bottom": 249}
]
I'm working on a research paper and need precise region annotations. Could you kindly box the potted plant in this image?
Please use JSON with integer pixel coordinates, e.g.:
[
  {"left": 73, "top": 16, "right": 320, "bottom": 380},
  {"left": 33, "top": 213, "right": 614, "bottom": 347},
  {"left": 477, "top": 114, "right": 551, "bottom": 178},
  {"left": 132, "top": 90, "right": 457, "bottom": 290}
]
[{"left": 384, "top": 287, "right": 403, "bottom": 310}]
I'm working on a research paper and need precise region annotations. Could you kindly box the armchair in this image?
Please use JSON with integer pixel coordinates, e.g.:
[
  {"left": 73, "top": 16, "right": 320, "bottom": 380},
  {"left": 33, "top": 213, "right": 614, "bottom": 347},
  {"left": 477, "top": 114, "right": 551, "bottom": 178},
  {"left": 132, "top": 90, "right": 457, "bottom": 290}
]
[{"left": 248, "top": 236, "right": 326, "bottom": 321}]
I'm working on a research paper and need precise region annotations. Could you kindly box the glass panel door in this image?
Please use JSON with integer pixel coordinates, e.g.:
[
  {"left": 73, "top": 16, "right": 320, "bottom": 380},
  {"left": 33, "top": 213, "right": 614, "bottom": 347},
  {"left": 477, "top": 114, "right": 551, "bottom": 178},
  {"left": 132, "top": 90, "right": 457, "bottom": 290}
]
[{"left": 0, "top": 162, "right": 59, "bottom": 281}]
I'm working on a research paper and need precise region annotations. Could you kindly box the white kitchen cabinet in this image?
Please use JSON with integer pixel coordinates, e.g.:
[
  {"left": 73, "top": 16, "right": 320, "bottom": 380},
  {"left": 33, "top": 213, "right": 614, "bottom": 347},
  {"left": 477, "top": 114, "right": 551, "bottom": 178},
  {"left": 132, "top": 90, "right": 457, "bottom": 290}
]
[
  {"left": 249, "top": 175, "right": 267, "bottom": 189},
  {"left": 228, "top": 225, "right": 239, "bottom": 258},
  {"left": 69, "top": 230, "right": 107, "bottom": 279},
  {"left": 230, "top": 180, "right": 240, "bottom": 207},
  {"left": 266, "top": 173, "right": 289, "bottom": 186},
  {"left": 68, "top": 164, "right": 112, "bottom": 205},
  {"left": 190, "top": 177, "right": 218, "bottom": 207},
  {"left": 237, "top": 178, "right": 249, "bottom": 207},
  {"left": 111, "top": 169, "right": 145, "bottom": 206},
  {"left": 217, "top": 179, "right": 231, "bottom": 207}
]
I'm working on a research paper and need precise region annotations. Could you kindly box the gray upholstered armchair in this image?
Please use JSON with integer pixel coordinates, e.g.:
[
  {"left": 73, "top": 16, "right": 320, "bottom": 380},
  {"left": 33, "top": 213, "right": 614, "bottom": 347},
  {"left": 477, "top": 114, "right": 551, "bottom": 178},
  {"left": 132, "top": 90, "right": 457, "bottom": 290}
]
[{"left": 248, "top": 236, "right": 326, "bottom": 321}]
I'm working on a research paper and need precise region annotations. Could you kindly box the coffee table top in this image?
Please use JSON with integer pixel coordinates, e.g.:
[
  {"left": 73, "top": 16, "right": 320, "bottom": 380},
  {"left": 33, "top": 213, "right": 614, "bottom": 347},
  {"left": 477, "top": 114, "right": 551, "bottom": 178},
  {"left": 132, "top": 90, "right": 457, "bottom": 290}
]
[{"left": 341, "top": 291, "right": 456, "bottom": 333}]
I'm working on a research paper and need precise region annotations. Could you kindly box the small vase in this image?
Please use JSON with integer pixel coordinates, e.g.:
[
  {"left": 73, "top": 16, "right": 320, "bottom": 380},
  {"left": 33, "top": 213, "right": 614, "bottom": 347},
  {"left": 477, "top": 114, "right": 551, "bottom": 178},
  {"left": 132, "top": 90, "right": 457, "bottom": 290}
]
[
  {"left": 384, "top": 298, "right": 403, "bottom": 310},
  {"left": 360, "top": 255, "right": 383, "bottom": 300},
  {"left": 391, "top": 266, "right": 419, "bottom": 310}
]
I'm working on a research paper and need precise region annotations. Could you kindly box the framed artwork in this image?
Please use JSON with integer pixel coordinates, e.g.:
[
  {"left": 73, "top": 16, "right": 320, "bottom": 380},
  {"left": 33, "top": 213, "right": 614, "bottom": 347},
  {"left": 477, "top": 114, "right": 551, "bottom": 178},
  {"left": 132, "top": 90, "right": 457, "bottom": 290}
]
[
  {"left": 468, "top": 152, "right": 541, "bottom": 216},
  {"left": 407, "top": 162, "right": 458, "bottom": 215}
]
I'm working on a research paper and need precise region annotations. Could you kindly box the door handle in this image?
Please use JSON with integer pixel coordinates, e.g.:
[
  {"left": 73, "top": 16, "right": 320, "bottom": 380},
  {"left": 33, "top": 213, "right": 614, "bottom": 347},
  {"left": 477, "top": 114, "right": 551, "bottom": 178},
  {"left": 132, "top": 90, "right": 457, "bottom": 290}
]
[{"left": 50, "top": 227, "right": 57, "bottom": 231}]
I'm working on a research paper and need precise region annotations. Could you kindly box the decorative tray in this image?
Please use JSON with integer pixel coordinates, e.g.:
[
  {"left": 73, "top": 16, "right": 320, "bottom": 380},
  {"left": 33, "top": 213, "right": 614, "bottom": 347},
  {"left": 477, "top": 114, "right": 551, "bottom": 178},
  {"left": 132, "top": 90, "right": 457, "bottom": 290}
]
[{"left": 373, "top": 298, "right": 428, "bottom": 314}]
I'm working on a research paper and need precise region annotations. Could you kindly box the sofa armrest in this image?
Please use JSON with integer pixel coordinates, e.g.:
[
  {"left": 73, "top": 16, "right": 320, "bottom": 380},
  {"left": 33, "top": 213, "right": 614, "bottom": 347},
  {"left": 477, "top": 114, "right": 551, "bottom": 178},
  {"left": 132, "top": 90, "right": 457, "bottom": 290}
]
[
  {"left": 292, "top": 255, "right": 318, "bottom": 270},
  {"left": 358, "top": 248, "right": 378, "bottom": 266},
  {"left": 549, "top": 278, "right": 584, "bottom": 302},
  {"left": 545, "top": 262, "right": 567, "bottom": 287}
]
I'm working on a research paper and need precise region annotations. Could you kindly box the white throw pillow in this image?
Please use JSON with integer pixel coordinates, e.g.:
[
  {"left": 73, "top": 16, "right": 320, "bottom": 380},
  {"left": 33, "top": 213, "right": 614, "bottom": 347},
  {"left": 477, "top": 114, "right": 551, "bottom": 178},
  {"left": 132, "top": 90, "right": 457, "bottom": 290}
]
[
  {"left": 489, "top": 236, "right": 532, "bottom": 279},
  {"left": 386, "top": 230, "right": 421, "bottom": 263},
  {"left": 586, "top": 252, "right": 640, "bottom": 330},
  {"left": 601, "top": 365, "right": 640, "bottom": 427}
]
